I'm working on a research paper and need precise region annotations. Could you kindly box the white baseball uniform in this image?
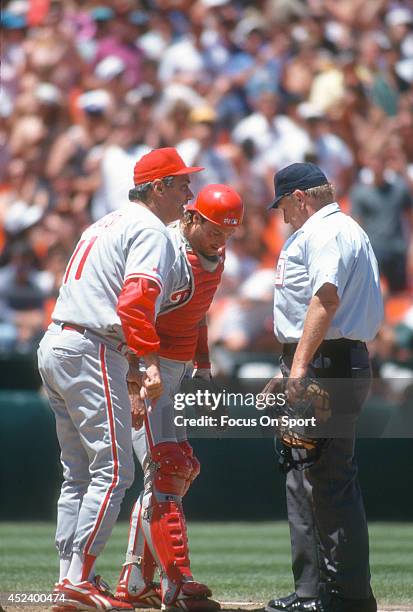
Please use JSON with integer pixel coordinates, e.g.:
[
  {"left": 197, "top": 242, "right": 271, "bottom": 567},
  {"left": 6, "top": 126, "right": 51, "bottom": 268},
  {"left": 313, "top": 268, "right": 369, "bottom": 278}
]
[
  {"left": 37, "top": 203, "right": 175, "bottom": 573},
  {"left": 132, "top": 222, "right": 195, "bottom": 469},
  {"left": 118, "top": 222, "right": 224, "bottom": 605},
  {"left": 137, "top": 220, "right": 224, "bottom": 454}
]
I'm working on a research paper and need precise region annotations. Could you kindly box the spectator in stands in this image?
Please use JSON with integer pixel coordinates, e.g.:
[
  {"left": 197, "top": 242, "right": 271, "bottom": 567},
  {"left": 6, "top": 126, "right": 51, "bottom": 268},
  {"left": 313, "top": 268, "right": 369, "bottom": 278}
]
[
  {"left": 90, "top": 105, "right": 150, "bottom": 220},
  {"left": 210, "top": 268, "right": 280, "bottom": 374},
  {"left": 351, "top": 149, "right": 413, "bottom": 293},
  {"left": 0, "top": 241, "right": 49, "bottom": 352},
  {"left": 296, "top": 102, "right": 355, "bottom": 198},
  {"left": 178, "top": 105, "right": 240, "bottom": 196}
]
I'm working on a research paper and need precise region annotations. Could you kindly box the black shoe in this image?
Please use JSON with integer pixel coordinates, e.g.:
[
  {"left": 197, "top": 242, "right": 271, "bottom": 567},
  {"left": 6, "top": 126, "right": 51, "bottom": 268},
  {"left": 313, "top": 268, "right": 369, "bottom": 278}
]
[
  {"left": 328, "top": 593, "right": 377, "bottom": 612},
  {"left": 266, "top": 592, "right": 325, "bottom": 612}
]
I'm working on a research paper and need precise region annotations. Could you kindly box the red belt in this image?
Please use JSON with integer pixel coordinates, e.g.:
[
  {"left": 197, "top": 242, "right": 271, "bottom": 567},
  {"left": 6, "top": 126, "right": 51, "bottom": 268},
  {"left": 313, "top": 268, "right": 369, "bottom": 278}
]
[
  {"left": 62, "top": 323, "right": 126, "bottom": 354},
  {"left": 62, "top": 323, "right": 87, "bottom": 334}
]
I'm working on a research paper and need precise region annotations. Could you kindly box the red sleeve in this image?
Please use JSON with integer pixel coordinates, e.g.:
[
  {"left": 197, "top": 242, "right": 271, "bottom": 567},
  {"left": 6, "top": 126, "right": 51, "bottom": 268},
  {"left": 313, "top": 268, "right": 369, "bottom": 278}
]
[
  {"left": 193, "top": 323, "right": 210, "bottom": 369},
  {"left": 117, "top": 277, "right": 161, "bottom": 356}
]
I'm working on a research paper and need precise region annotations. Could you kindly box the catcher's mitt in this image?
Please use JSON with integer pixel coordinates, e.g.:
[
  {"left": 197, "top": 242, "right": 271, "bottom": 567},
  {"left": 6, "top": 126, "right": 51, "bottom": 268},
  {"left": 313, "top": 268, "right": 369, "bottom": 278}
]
[{"left": 263, "top": 376, "right": 331, "bottom": 452}]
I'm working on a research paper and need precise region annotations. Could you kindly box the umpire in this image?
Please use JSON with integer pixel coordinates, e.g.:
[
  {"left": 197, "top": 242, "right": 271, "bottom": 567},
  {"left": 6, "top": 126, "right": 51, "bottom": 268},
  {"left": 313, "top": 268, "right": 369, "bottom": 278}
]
[{"left": 265, "top": 163, "right": 383, "bottom": 612}]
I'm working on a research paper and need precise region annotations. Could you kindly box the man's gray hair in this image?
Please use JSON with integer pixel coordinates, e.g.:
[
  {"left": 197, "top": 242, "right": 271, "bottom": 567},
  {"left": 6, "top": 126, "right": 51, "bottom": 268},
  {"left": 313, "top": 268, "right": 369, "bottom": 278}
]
[
  {"left": 304, "top": 182, "right": 335, "bottom": 207},
  {"left": 129, "top": 175, "right": 175, "bottom": 203}
]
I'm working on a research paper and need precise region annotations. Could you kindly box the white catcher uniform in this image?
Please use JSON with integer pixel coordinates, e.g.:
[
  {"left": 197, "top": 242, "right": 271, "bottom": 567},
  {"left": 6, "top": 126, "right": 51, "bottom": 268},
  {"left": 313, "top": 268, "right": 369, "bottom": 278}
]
[
  {"left": 116, "top": 222, "right": 224, "bottom": 609},
  {"left": 37, "top": 203, "right": 175, "bottom": 576}
]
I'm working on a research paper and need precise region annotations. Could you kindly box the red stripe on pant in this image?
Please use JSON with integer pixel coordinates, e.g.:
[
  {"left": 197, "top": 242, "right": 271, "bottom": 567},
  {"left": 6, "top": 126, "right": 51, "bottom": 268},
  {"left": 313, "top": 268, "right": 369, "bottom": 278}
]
[{"left": 84, "top": 344, "right": 120, "bottom": 558}]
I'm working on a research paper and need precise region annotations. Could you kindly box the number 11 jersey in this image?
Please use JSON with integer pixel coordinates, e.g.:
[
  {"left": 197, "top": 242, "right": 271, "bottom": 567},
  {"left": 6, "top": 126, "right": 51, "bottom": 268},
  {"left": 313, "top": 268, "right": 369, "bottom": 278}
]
[{"left": 52, "top": 203, "right": 175, "bottom": 345}]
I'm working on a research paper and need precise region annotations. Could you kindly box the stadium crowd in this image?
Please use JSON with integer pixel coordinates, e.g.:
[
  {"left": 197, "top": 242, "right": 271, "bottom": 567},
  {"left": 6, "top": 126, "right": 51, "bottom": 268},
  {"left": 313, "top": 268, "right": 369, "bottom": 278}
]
[{"left": 1, "top": 0, "right": 413, "bottom": 383}]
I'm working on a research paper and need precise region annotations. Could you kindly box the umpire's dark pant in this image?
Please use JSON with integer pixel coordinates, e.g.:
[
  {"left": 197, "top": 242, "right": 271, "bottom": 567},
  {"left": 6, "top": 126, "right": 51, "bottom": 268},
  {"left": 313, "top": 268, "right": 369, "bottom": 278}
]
[{"left": 281, "top": 339, "right": 373, "bottom": 599}]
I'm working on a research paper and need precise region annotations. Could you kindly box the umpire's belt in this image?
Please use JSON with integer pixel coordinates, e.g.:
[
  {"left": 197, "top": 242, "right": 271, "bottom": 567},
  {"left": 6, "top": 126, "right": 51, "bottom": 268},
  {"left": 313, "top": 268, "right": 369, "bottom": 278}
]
[{"left": 282, "top": 338, "right": 366, "bottom": 357}]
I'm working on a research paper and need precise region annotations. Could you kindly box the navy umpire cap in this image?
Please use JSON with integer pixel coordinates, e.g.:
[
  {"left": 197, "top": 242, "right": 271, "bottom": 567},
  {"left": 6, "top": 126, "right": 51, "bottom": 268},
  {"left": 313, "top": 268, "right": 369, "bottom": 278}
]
[{"left": 269, "top": 162, "right": 329, "bottom": 209}]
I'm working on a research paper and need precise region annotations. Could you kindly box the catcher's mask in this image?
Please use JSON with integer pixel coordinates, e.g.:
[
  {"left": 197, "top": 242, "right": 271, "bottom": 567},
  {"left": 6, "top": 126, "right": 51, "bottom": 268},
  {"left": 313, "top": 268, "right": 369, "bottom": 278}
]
[
  {"left": 265, "top": 376, "right": 331, "bottom": 472},
  {"left": 276, "top": 438, "right": 328, "bottom": 474}
]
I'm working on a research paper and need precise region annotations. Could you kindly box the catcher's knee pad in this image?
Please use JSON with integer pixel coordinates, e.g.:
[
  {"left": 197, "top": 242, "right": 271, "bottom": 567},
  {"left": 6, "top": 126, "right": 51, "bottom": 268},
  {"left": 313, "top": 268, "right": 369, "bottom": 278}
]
[
  {"left": 179, "top": 441, "right": 201, "bottom": 496},
  {"left": 151, "top": 442, "right": 193, "bottom": 496}
]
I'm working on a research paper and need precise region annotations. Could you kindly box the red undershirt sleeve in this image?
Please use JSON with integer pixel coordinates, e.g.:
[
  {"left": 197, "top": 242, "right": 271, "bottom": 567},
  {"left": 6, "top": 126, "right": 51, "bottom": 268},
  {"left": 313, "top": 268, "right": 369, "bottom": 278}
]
[{"left": 117, "top": 277, "right": 161, "bottom": 356}]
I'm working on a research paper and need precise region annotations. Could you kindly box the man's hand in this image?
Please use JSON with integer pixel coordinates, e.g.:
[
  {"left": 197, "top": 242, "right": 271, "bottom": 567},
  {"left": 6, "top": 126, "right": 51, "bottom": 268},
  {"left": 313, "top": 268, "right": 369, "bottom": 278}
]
[
  {"left": 141, "top": 352, "right": 163, "bottom": 403},
  {"left": 126, "top": 360, "right": 142, "bottom": 385},
  {"left": 127, "top": 380, "right": 146, "bottom": 429},
  {"left": 287, "top": 363, "right": 308, "bottom": 406},
  {"left": 141, "top": 356, "right": 163, "bottom": 403},
  {"left": 128, "top": 352, "right": 163, "bottom": 402},
  {"left": 287, "top": 368, "right": 331, "bottom": 422},
  {"left": 126, "top": 364, "right": 146, "bottom": 429}
]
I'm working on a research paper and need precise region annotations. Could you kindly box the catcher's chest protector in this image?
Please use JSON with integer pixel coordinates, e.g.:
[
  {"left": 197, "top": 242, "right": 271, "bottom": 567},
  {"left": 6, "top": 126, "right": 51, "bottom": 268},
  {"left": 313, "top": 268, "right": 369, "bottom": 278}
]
[{"left": 157, "top": 251, "right": 224, "bottom": 361}]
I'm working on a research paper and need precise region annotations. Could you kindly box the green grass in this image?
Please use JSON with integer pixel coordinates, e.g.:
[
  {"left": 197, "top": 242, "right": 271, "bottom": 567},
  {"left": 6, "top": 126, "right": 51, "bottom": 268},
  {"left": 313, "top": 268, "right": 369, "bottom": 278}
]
[{"left": 0, "top": 522, "right": 412, "bottom": 607}]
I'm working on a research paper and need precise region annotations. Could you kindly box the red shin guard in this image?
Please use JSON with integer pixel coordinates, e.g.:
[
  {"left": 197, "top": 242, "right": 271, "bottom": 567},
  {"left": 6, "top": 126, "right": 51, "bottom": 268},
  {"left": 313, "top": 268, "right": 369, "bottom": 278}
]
[{"left": 150, "top": 500, "right": 192, "bottom": 586}]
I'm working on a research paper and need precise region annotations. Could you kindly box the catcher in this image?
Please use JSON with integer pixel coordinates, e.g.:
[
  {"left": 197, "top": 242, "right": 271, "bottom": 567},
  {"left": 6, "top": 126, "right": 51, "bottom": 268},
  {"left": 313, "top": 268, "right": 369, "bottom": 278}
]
[{"left": 115, "top": 184, "right": 244, "bottom": 611}]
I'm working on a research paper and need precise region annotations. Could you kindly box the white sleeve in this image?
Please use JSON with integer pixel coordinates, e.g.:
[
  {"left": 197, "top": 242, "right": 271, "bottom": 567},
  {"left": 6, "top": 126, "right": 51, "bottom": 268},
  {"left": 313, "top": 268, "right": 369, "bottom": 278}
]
[
  {"left": 124, "top": 228, "right": 174, "bottom": 291},
  {"left": 306, "top": 233, "right": 353, "bottom": 298}
]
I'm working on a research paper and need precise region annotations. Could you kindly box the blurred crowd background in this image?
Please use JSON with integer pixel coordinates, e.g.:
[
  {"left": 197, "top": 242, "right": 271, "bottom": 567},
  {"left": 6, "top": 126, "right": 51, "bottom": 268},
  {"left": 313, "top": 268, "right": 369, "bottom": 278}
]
[{"left": 1, "top": 0, "right": 413, "bottom": 390}]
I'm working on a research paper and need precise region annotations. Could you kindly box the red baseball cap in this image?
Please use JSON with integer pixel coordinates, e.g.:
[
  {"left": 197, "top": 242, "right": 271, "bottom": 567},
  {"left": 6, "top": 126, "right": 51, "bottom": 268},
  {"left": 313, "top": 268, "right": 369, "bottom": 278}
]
[{"left": 133, "top": 147, "right": 204, "bottom": 185}]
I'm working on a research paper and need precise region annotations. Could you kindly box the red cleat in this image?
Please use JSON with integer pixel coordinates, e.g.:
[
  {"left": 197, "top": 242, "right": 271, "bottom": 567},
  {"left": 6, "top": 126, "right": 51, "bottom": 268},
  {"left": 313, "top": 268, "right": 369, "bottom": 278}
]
[
  {"left": 115, "top": 581, "right": 162, "bottom": 609},
  {"left": 52, "top": 578, "right": 134, "bottom": 611},
  {"left": 162, "top": 582, "right": 221, "bottom": 612}
]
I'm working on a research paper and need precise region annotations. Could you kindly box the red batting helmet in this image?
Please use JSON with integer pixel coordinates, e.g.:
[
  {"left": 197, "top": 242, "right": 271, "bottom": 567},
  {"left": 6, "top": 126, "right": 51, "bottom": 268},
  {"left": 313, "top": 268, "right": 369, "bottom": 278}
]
[{"left": 186, "top": 184, "right": 244, "bottom": 227}]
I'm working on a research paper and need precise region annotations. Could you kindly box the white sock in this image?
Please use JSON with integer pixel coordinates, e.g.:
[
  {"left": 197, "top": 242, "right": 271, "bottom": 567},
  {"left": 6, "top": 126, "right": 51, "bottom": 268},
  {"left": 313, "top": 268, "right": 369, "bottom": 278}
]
[
  {"left": 59, "top": 556, "right": 72, "bottom": 582},
  {"left": 66, "top": 552, "right": 85, "bottom": 584}
]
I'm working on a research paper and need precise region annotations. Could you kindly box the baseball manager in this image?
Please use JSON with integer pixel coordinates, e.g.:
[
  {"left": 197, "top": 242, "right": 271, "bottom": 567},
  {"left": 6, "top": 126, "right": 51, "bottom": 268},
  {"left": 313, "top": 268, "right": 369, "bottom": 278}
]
[{"left": 37, "top": 147, "right": 203, "bottom": 611}]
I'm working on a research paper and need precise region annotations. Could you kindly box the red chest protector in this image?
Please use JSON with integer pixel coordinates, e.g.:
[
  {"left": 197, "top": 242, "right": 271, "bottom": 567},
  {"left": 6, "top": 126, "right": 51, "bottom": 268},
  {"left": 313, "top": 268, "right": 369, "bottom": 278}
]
[{"left": 156, "top": 251, "right": 224, "bottom": 361}]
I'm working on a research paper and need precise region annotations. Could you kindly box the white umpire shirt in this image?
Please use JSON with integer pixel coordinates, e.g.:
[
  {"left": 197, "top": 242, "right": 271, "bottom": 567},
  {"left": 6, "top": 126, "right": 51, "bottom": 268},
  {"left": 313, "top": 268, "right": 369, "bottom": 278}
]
[{"left": 273, "top": 202, "right": 384, "bottom": 344}]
